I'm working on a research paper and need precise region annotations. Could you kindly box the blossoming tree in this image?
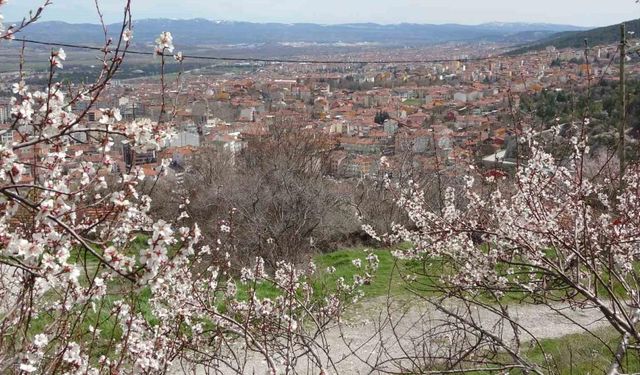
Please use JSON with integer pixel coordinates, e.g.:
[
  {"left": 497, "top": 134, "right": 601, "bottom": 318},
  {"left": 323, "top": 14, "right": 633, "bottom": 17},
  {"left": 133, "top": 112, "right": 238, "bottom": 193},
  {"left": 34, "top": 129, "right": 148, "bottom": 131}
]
[
  {"left": 360, "top": 117, "right": 640, "bottom": 373},
  {"left": 0, "top": 2, "right": 374, "bottom": 374}
]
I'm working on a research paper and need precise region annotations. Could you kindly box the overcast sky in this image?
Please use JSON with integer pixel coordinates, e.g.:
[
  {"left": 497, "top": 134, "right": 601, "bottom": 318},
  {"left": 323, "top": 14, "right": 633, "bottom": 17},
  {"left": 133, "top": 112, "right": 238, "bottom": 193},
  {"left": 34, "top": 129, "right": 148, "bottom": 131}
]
[{"left": 2, "top": 0, "right": 638, "bottom": 26}]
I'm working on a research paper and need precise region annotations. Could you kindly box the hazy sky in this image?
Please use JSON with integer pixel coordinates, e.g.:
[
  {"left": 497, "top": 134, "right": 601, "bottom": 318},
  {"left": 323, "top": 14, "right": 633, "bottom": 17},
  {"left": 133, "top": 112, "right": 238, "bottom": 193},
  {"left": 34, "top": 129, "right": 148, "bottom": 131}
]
[{"left": 2, "top": 0, "right": 639, "bottom": 26}]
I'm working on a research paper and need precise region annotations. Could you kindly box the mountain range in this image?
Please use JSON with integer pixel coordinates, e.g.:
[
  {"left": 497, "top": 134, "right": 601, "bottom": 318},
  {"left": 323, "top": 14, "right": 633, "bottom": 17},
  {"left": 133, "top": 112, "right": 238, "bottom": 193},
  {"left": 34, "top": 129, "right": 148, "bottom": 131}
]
[
  {"left": 13, "top": 18, "right": 587, "bottom": 47},
  {"left": 509, "top": 18, "right": 640, "bottom": 54}
]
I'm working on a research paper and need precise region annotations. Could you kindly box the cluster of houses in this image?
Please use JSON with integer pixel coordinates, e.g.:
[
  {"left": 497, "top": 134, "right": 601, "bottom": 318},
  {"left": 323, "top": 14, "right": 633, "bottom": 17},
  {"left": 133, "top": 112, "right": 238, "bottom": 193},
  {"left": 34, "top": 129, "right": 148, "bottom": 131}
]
[{"left": 0, "top": 41, "right": 628, "bottom": 184}]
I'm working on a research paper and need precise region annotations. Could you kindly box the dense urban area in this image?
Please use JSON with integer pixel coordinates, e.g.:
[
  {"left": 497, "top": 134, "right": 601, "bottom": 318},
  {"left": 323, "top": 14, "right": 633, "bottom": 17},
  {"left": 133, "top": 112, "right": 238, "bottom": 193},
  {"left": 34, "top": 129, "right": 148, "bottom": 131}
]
[{"left": 2, "top": 37, "right": 633, "bottom": 180}]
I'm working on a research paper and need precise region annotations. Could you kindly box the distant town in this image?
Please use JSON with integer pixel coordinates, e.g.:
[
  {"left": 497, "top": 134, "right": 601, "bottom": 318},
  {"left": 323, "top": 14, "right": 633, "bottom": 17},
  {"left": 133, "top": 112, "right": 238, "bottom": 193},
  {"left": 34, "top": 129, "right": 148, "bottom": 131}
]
[{"left": 0, "top": 36, "right": 633, "bottom": 186}]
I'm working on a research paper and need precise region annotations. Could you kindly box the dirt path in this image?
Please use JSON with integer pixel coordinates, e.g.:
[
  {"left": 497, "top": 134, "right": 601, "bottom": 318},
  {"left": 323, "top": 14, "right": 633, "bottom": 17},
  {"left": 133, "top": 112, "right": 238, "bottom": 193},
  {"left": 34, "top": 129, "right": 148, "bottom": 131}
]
[
  {"left": 172, "top": 297, "right": 611, "bottom": 374},
  {"left": 324, "top": 297, "right": 609, "bottom": 374}
]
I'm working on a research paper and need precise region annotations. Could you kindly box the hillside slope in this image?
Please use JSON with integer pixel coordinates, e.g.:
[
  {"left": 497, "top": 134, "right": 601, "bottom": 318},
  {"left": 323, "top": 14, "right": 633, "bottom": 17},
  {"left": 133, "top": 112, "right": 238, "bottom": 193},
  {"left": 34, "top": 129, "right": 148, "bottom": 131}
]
[{"left": 509, "top": 18, "right": 640, "bottom": 54}]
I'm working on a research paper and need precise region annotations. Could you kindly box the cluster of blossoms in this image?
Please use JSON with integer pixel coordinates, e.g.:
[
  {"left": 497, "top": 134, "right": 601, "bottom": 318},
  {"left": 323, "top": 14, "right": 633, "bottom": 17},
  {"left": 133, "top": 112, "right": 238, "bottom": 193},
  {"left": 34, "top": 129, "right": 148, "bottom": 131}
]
[
  {"left": 117, "top": 117, "right": 175, "bottom": 151},
  {"left": 122, "top": 28, "right": 133, "bottom": 42},
  {"left": 153, "top": 31, "right": 185, "bottom": 63},
  {"left": 155, "top": 31, "right": 174, "bottom": 54},
  {"left": 50, "top": 48, "right": 66, "bottom": 68},
  {"left": 98, "top": 107, "right": 122, "bottom": 125},
  {"left": 0, "top": 144, "right": 20, "bottom": 182},
  {"left": 349, "top": 250, "right": 379, "bottom": 290}
]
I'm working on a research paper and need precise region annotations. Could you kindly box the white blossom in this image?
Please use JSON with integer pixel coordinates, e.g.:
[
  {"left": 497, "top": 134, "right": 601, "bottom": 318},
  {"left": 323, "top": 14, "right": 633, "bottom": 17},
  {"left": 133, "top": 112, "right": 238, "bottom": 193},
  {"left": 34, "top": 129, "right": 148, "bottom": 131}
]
[
  {"left": 155, "top": 31, "right": 174, "bottom": 54},
  {"left": 19, "top": 364, "right": 37, "bottom": 373},
  {"left": 33, "top": 334, "right": 48, "bottom": 348},
  {"left": 122, "top": 28, "right": 133, "bottom": 42},
  {"left": 11, "top": 80, "right": 28, "bottom": 95},
  {"left": 50, "top": 48, "right": 66, "bottom": 68}
]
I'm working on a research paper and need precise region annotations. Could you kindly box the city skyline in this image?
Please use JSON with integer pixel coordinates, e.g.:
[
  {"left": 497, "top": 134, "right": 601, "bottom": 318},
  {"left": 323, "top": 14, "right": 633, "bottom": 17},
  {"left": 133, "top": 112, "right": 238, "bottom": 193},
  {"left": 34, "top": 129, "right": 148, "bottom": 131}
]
[{"left": 3, "top": 0, "right": 639, "bottom": 27}]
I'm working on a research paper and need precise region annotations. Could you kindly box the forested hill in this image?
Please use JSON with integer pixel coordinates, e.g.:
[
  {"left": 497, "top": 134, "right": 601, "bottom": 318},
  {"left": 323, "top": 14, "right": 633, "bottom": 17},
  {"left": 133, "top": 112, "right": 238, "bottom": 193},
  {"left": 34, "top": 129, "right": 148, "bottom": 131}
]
[{"left": 509, "top": 18, "right": 640, "bottom": 55}]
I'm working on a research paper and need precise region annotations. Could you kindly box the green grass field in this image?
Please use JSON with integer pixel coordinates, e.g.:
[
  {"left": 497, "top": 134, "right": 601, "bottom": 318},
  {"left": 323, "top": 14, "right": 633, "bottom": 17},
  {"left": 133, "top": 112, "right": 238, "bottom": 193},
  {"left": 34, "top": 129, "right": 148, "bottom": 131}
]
[
  {"left": 524, "top": 328, "right": 638, "bottom": 375},
  {"left": 422, "top": 328, "right": 636, "bottom": 375},
  {"left": 236, "top": 244, "right": 441, "bottom": 303}
]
